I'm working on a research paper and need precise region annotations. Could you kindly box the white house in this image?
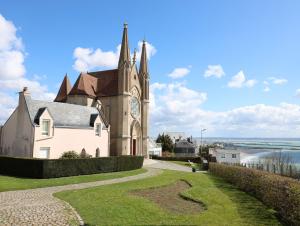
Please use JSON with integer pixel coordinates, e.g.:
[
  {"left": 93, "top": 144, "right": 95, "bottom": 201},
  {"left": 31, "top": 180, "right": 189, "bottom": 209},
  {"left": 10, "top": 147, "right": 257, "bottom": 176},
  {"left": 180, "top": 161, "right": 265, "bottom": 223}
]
[
  {"left": 0, "top": 87, "right": 110, "bottom": 159},
  {"left": 209, "top": 148, "right": 240, "bottom": 164},
  {"left": 148, "top": 138, "right": 162, "bottom": 156}
]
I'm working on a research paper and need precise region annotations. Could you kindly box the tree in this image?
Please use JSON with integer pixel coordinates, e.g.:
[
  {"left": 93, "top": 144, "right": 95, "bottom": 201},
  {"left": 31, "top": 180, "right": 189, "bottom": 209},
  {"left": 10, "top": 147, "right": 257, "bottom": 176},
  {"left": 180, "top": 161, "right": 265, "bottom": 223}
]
[
  {"left": 156, "top": 133, "right": 174, "bottom": 152},
  {"left": 60, "top": 151, "right": 80, "bottom": 159}
]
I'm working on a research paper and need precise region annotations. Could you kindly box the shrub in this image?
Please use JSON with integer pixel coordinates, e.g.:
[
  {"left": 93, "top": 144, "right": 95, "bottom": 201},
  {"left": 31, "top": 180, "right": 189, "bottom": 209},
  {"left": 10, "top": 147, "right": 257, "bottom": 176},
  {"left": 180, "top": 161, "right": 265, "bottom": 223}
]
[
  {"left": 0, "top": 155, "right": 144, "bottom": 178},
  {"left": 60, "top": 151, "right": 80, "bottom": 159},
  {"left": 209, "top": 163, "right": 300, "bottom": 226}
]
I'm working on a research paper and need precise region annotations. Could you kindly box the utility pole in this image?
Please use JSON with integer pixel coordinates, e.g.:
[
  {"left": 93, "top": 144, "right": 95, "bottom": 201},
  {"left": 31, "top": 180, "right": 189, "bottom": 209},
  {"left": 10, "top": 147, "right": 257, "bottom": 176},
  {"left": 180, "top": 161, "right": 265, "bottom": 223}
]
[{"left": 200, "top": 128, "right": 207, "bottom": 169}]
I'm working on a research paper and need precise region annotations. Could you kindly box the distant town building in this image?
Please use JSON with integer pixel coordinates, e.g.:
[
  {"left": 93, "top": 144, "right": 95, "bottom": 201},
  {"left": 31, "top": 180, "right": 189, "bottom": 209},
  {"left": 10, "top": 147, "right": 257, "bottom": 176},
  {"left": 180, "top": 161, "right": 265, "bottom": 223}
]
[
  {"left": 174, "top": 139, "right": 197, "bottom": 157},
  {"left": 164, "top": 132, "right": 186, "bottom": 143},
  {"left": 148, "top": 138, "right": 162, "bottom": 156},
  {"left": 209, "top": 148, "right": 240, "bottom": 164}
]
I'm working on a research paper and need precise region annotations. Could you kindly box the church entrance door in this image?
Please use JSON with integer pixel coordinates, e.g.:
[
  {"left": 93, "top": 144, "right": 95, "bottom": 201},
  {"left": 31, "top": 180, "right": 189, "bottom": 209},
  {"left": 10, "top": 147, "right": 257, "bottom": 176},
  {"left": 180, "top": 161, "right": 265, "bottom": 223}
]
[{"left": 132, "top": 139, "right": 136, "bottom": 155}]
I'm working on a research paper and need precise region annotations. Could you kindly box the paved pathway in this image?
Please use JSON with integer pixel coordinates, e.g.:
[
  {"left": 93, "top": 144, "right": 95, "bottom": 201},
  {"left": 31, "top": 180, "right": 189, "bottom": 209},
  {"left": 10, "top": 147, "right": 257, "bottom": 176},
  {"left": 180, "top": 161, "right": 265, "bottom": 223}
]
[
  {"left": 145, "top": 159, "right": 193, "bottom": 172},
  {"left": 0, "top": 168, "right": 161, "bottom": 226}
]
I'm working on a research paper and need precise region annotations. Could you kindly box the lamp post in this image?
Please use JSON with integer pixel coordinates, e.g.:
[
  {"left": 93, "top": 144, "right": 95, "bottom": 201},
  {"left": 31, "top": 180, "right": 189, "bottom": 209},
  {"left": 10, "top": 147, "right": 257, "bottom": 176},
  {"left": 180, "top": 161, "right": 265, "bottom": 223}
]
[{"left": 200, "top": 129, "right": 207, "bottom": 155}]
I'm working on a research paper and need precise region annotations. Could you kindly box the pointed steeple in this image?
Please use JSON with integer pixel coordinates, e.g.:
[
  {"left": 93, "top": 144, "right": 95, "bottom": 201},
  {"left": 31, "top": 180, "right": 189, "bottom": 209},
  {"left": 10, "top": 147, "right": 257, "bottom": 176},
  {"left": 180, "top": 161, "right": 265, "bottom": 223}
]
[
  {"left": 54, "top": 74, "right": 72, "bottom": 102},
  {"left": 139, "top": 40, "right": 148, "bottom": 77},
  {"left": 118, "top": 23, "right": 131, "bottom": 67}
]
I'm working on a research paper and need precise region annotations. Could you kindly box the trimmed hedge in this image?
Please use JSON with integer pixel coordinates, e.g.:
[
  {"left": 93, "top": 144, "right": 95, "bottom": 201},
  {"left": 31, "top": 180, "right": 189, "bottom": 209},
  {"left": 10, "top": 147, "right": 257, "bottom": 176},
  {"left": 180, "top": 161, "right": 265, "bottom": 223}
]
[
  {"left": 0, "top": 155, "right": 144, "bottom": 178},
  {"left": 151, "top": 156, "right": 201, "bottom": 163},
  {"left": 209, "top": 163, "right": 300, "bottom": 226}
]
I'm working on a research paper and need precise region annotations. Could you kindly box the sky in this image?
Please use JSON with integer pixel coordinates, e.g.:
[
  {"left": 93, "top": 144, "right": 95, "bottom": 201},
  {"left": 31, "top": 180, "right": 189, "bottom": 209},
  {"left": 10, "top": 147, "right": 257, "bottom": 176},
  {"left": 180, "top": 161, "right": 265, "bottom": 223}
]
[{"left": 1, "top": 0, "right": 300, "bottom": 138}]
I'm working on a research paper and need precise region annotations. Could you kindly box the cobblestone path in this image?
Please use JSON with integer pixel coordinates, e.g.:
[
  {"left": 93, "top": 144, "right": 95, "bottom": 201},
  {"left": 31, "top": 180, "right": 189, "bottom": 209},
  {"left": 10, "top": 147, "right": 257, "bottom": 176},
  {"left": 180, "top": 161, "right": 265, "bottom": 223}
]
[{"left": 0, "top": 168, "right": 161, "bottom": 226}]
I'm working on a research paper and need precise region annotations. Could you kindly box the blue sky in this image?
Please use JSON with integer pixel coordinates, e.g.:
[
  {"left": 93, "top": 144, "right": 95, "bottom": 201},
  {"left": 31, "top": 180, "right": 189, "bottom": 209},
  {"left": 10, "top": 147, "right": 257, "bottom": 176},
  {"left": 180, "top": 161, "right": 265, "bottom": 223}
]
[{"left": 1, "top": 0, "right": 300, "bottom": 137}]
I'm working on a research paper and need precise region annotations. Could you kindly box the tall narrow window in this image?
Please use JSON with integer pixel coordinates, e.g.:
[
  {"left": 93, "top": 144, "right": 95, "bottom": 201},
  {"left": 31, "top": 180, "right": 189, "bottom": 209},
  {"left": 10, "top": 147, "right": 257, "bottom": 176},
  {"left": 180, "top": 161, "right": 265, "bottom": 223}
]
[
  {"left": 232, "top": 154, "right": 237, "bottom": 158},
  {"left": 42, "top": 120, "right": 50, "bottom": 136},
  {"left": 95, "top": 123, "right": 101, "bottom": 136}
]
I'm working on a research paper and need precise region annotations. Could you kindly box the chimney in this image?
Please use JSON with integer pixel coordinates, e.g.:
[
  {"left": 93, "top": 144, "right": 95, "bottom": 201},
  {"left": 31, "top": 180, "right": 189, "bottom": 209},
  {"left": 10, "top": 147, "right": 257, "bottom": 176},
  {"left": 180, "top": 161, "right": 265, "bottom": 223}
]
[{"left": 22, "top": 87, "right": 30, "bottom": 96}]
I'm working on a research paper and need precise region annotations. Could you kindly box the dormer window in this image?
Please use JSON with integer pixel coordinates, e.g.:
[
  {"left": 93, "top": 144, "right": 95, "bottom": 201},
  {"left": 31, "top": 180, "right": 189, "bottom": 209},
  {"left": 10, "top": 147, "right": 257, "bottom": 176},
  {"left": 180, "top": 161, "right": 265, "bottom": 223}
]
[
  {"left": 42, "top": 119, "right": 50, "bottom": 136},
  {"left": 95, "top": 123, "right": 101, "bottom": 136}
]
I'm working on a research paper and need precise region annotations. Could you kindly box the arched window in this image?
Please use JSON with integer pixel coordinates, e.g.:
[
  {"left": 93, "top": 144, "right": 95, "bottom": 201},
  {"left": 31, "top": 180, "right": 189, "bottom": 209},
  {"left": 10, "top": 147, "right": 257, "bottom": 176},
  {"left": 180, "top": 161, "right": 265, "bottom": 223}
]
[
  {"left": 96, "top": 148, "right": 100, "bottom": 157},
  {"left": 80, "top": 148, "right": 86, "bottom": 158}
]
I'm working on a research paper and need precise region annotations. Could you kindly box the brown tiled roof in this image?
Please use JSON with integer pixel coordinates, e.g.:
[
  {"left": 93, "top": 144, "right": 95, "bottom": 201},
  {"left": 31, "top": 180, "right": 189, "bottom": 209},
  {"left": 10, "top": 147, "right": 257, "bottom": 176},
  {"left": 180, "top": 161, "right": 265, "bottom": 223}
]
[
  {"left": 69, "top": 73, "right": 97, "bottom": 97},
  {"left": 54, "top": 75, "right": 72, "bottom": 102},
  {"left": 68, "top": 69, "right": 119, "bottom": 98}
]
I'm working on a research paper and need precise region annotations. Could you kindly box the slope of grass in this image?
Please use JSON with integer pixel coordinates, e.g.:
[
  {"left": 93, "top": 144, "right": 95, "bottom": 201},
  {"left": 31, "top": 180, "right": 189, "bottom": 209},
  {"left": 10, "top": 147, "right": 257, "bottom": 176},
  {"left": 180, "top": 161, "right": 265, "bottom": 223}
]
[
  {"left": 0, "top": 168, "right": 146, "bottom": 192},
  {"left": 55, "top": 170, "right": 281, "bottom": 226}
]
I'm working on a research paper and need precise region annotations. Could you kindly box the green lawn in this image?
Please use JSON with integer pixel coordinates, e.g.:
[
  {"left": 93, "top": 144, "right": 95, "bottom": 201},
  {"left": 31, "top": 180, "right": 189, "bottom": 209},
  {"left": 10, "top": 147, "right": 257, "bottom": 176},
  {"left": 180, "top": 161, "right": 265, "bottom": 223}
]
[
  {"left": 170, "top": 160, "right": 192, "bottom": 167},
  {"left": 55, "top": 170, "right": 281, "bottom": 226},
  {"left": 0, "top": 168, "right": 146, "bottom": 192}
]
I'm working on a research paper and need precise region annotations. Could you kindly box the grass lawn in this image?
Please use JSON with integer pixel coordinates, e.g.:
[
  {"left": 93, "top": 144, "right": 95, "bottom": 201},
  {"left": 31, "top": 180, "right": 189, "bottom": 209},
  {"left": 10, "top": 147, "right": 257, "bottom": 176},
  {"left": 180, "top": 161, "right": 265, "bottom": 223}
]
[
  {"left": 55, "top": 170, "right": 281, "bottom": 226},
  {"left": 0, "top": 168, "right": 146, "bottom": 192},
  {"left": 170, "top": 160, "right": 192, "bottom": 167}
]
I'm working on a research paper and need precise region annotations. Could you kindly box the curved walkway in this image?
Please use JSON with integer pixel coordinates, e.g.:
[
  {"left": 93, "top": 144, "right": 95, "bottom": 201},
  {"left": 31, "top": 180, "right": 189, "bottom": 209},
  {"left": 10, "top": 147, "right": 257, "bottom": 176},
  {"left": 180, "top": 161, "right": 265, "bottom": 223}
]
[
  {"left": 0, "top": 168, "right": 161, "bottom": 226},
  {"left": 144, "top": 159, "right": 192, "bottom": 172}
]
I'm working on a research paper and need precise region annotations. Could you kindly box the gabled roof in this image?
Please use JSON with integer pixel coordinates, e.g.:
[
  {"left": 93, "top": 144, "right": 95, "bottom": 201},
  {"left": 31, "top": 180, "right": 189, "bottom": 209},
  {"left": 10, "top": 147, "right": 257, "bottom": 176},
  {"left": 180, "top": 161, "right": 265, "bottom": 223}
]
[
  {"left": 54, "top": 75, "right": 72, "bottom": 102},
  {"left": 88, "top": 69, "right": 119, "bottom": 97},
  {"left": 34, "top": 107, "right": 53, "bottom": 125},
  {"left": 68, "top": 69, "right": 119, "bottom": 98},
  {"left": 69, "top": 73, "right": 97, "bottom": 97},
  {"left": 25, "top": 96, "right": 108, "bottom": 128}
]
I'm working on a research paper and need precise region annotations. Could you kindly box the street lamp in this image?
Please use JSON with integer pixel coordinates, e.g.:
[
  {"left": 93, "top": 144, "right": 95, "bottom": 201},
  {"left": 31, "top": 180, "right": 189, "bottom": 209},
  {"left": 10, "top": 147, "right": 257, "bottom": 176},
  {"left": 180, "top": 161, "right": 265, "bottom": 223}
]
[
  {"left": 199, "top": 129, "right": 206, "bottom": 170},
  {"left": 200, "top": 129, "right": 207, "bottom": 166}
]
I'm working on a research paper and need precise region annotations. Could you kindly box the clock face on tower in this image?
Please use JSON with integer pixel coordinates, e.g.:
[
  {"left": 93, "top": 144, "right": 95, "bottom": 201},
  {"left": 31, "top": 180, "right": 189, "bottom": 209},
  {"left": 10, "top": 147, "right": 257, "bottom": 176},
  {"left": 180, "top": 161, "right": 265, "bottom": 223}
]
[{"left": 131, "top": 96, "right": 140, "bottom": 118}]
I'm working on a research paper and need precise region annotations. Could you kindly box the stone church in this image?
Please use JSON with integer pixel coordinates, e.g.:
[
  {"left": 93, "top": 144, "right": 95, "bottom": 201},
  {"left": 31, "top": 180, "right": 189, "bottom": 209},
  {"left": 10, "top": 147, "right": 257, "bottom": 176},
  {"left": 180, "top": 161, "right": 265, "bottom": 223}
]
[{"left": 54, "top": 24, "right": 149, "bottom": 157}]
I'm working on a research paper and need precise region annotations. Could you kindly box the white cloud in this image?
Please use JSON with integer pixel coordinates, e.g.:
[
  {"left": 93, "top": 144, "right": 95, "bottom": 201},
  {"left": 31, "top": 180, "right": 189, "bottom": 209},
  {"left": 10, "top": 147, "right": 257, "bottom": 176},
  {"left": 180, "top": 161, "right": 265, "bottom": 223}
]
[
  {"left": 263, "top": 86, "right": 270, "bottom": 92},
  {"left": 0, "top": 78, "right": 55, "bottom": 101},
  {"left": 150, "top": 83, "right": 300, "bottom": 137},
  {"left": 136, "top": 41, "right": 157, "bottom": 61},
  {"left": 73, "top": 41, "right": 156, "bottom": 72},
  {"left": 0, "top": 14, "right": 55, "bottom": 124},
  {"left": 268, "top": 77, "right": 288, "bottom": 85},
  {"left": 295, "top": 89, "right": 300, "bottom": 98},
  {"left": 204, "top": 65, "right": 225, "bottom": 78},
  {"left": 227, "top": 71, "right": 257, "bottom": 88},
  {"left": 73, "top": 46, "right": 120, "bottom": 72},
  {"left": 0, "top": 14, "right": 25, "bottom": 79},
  {"left": 168, "top": 68, "right": 190, "bottom": 79}
]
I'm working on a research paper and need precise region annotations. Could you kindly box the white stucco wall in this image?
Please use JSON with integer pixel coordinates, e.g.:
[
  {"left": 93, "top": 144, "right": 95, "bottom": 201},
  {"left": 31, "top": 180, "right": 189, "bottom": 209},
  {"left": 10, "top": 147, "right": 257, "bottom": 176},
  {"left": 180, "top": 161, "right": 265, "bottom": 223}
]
[
  {"left": 0, "top": 92, "right": 35, "bottom": 157},
  {"left": 216, "top": 151, "right": 240, "bottom": 164},
  {"left": 33, "top": 115, "right": 109, "bottom": 159}
]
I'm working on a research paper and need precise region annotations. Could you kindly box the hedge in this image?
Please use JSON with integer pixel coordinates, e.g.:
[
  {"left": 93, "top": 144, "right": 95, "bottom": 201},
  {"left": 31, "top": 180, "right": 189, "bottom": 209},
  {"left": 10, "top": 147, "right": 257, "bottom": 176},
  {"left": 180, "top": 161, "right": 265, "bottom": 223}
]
[
  {"left": 151, "top": 156, "right": 201, "bottom": 163},
  {"left": 0, "top": 155, "right": 144, "bottom": 179},
  {"left": 209, "top": 163, "right": 300, "bottom": 226}
]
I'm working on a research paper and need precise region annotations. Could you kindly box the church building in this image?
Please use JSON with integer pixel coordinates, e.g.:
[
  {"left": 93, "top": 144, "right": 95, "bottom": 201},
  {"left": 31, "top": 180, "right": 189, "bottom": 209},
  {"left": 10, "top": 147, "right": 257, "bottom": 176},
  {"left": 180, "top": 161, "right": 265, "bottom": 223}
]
[
  {"left": 54, "top": 24, "right": 150, "bottom": 157},
  {"left": 0, "top": 24, "right": 149, "bottom": 159}
]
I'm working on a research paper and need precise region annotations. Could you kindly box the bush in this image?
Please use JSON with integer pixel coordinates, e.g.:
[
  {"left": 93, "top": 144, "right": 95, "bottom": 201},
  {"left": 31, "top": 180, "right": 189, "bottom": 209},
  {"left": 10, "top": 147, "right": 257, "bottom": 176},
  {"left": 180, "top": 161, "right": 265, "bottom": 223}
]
[
  {"left": 209, "top": 163, "right": 300, "bottom": 226},
  {"left": 60, "top": 151, "right": 80, "bottom": 159},
  {"left": 0, "top": 155, "right": 144, "bottom": 179}
]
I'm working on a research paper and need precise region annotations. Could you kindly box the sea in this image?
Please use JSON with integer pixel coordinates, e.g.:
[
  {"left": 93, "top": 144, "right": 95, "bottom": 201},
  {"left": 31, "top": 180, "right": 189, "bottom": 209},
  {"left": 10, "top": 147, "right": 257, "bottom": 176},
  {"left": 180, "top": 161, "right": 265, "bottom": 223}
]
[{"left": 194, "top": 137, "right": 300, "bottom": 165}]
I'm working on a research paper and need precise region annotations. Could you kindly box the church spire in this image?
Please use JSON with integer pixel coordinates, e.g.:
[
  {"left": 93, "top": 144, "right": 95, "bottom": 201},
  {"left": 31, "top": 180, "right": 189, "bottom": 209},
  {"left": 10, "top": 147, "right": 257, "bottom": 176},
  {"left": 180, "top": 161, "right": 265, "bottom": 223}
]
[
  {"left": 139, "top": 40, "right": 148, "bottom": 77},
  {"left": 54, "top": 74, "right": 72, "bottom": 102},
  {"left": 118, "top": 23, "right": 131, "bottom": 67}
]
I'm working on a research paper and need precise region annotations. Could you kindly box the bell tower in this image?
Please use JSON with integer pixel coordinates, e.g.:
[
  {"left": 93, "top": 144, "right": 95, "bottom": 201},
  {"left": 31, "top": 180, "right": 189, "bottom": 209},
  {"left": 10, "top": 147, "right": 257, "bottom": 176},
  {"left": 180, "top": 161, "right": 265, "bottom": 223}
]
[
  {"left": 115, "top": 23, "right": 131, "bottom": 155},
  {"left": 139, "top": 40, "right": 149, "bottom": 157}
]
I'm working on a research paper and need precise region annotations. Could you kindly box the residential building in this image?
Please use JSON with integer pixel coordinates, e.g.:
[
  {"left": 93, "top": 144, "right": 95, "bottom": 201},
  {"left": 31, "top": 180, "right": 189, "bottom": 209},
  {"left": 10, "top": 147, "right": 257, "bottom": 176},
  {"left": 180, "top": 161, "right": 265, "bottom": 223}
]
[
  {"left": 0, "top": 88, "right": 109, "bottom": 159},
  {"left": 174, "top": 139, "right": 196, "bottom": 157},
  {"left": 209, "top": 148, "right": 241, "bottom": 164},
  {"left": 148, "top": 138, "right": 162, "bottom": 156}
]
